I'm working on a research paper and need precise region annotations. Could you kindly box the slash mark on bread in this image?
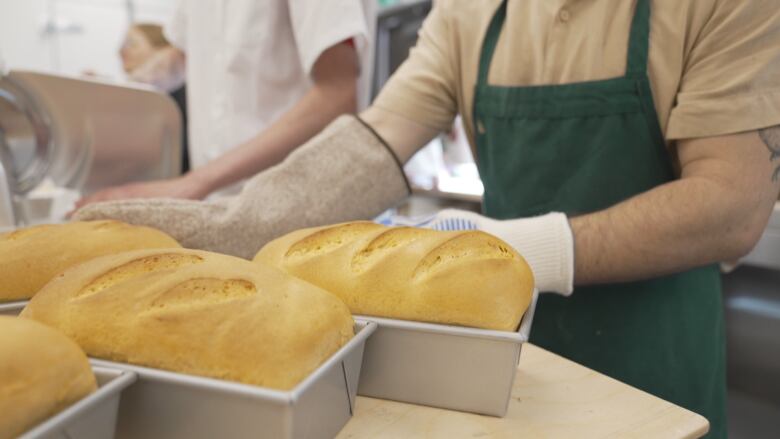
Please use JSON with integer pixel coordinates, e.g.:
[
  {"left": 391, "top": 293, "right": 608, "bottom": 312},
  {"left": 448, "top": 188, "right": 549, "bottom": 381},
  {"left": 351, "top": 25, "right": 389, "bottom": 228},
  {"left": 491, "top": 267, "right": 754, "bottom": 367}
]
[
  {"left": 351, "top": 227, "right": 427, "bottom": 272},
  {"left": 149, "top": 278, "right": 257, "bottom": 310},
  {"left": 285, "top": 222, "right": 383, "bottom": 258},
  {"left": 76, "top": 254, "right": 204, "bottom": 299},
  {"left": 413, "top": 232, "right": 517, "bottom": 278}
]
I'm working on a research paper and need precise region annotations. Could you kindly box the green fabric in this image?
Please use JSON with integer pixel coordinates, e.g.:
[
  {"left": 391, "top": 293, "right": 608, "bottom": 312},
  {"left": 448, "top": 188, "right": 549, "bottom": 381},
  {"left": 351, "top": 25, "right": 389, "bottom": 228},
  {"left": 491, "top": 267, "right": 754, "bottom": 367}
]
[{"left": 472, "top": 1, "right": 726, "bottom": 437}]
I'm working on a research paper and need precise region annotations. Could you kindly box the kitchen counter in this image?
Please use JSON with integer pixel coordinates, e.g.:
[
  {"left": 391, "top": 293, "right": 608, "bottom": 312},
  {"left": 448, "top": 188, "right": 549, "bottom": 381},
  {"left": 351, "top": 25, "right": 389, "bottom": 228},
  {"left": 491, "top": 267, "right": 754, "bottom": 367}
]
[{"left": 339, "top": 343, "right": 709, "bottom": 439}]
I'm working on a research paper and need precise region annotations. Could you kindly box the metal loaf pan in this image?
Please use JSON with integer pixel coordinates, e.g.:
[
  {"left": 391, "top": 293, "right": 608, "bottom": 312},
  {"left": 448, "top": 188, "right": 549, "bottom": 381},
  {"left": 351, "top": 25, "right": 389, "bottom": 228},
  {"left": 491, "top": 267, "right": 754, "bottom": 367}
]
[
  {"left": 356, "top": 289, "right": 539, "bottom": 417},
  {"left": 90, "top": 321, "right": 377, "bottom": 439},
  {"left": 19, "top": 367, "right": 137, "bottom": 439},
  {"left": 0, "top": 300, "right": 27, "bottom": 316}
]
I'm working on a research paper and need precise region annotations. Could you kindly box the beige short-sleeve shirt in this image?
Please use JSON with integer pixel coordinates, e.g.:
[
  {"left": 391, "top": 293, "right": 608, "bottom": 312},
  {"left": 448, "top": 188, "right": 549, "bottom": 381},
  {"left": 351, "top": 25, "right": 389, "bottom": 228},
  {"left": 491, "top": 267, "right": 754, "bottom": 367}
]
[{"left": 373, "top": 0, "right": 780, "bottom": 154}]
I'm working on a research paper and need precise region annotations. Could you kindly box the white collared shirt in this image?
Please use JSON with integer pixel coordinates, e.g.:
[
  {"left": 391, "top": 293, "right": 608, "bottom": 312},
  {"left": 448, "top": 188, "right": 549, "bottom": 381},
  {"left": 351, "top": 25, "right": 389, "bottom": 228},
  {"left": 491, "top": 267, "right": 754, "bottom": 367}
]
[{"left": 165, "top": 0, "right": 373, "bottom": 171}]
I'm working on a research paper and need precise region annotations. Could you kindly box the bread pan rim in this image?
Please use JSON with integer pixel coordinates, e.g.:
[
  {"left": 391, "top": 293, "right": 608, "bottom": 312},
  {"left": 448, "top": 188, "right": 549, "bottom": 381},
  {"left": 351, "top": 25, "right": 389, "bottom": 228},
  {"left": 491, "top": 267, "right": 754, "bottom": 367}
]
[
  {"left": 88, "top": 320, "right": 377, "bottom": 405},
  {"left": 17, "top": 366, "right": 137, "bottom": 439}
]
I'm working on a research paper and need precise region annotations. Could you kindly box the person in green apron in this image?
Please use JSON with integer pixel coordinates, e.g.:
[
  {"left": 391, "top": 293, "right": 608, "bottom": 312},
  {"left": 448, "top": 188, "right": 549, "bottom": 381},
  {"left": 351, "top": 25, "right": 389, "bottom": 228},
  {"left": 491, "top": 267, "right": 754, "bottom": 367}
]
[
  {"left": 421, "top": 2, "right": 778, "bottom": 437},
  {"left": 75, "top": 1, "right": 780, "bottom": 437},
  {"left": 440, "top": 0, "right": 731, "bottom": 434}
]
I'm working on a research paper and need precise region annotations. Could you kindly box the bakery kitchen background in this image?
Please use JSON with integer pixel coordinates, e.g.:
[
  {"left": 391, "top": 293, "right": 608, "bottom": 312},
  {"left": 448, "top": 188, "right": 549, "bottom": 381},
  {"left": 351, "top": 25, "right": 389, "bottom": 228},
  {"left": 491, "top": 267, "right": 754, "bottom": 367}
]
[{"left": 1, "top": 1, "right": 780, "bottom": 439}]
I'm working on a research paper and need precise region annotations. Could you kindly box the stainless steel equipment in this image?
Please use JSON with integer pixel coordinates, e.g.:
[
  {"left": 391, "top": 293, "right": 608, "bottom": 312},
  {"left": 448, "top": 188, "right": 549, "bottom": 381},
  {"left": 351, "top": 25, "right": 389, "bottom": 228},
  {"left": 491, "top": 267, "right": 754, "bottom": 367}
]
[
  {"left": 0, "top": 300, "right": 26, "bottom": 316},
  {"left": 723, "top": 203, "right": 780, "bottom": 438},
  {"left": 742, "top": 202, "right": 780, "bottom": 271},
  {"left": 372, "top": 1, "right": 432, "bottom": 100},
  {"left": 0, "top": 69, "right": 182, "bottom": 228}
]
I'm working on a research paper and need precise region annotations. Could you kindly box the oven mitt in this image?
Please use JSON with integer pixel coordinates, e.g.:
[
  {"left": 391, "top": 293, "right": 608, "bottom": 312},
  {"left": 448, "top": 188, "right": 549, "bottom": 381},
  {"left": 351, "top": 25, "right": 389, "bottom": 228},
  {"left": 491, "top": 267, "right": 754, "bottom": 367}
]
[{"left": 73, "top": 115, "right": 411, "bottom": 259}]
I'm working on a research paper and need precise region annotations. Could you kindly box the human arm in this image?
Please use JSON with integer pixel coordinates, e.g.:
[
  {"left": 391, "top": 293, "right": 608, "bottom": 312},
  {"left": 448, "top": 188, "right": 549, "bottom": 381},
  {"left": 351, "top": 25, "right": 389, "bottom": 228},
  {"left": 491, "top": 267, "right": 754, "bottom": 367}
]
[
  {"left": 426, "top": 0, "right": 780, "bottom": 293},
  {"left": 359, "top": 106, "right": 440, "bottom": 163},
  {"left": 75, "top": 41, "right": 359, "bottom": 207},
  {"left": 431, "top": 128, "right": 780, "bottom": 293},
  {"left": 70, "top": 100, "right": 440, "bottom": 257},
  {"left": 571, "top": 128, "right": 780, "bottom": 284},
  {"left": 71, "top": 0, "right": 455, "bottom": 252},
  {"left": 181, "top": 41, "right": 360, "bottom": 197},
  {"left": 193, "top": 0, "right": 460, "bottom": 197},
  {"left": 74, "top": 115, "right": 410, "bottom": 259}
]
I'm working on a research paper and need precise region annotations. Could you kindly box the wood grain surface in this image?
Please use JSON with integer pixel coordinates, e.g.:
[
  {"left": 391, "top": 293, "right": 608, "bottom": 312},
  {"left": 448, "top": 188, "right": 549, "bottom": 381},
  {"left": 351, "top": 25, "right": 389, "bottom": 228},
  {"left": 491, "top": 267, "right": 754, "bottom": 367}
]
[{"left": 338, "top": 343, "right": 709, "bottom": 438}]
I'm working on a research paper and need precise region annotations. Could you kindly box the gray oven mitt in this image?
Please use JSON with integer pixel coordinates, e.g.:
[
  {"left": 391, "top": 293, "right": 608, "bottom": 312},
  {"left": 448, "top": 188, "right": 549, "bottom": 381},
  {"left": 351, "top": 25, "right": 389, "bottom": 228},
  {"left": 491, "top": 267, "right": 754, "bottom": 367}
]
[{"left": 73, "top": 115, "right": 410, "bottom": 259}]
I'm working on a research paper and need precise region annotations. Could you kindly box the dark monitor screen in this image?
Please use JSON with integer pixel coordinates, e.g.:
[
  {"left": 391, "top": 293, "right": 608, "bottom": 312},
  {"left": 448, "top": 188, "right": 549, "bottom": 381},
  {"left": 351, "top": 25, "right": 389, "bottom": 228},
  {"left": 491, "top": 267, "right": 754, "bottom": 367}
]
[{"left": 372, "top": 1, "right": 432, "bottom": 99}]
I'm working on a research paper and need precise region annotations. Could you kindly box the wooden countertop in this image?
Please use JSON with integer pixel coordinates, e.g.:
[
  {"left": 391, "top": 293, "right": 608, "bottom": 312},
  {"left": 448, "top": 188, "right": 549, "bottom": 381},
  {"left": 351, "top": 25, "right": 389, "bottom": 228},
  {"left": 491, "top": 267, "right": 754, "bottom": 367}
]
[{"left": 338, "top": 344, "right": 709, "bottom": 439}]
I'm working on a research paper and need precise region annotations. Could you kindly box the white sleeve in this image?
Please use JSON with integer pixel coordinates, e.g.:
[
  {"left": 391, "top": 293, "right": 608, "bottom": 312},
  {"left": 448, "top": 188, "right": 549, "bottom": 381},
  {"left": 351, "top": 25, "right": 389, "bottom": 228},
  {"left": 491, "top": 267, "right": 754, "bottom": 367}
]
[
  {"left": 163, "top": 0, "right": 188, "bottom": 51},
  {"left": 288, "top": 0, "right": 371, "bottom": 77}
]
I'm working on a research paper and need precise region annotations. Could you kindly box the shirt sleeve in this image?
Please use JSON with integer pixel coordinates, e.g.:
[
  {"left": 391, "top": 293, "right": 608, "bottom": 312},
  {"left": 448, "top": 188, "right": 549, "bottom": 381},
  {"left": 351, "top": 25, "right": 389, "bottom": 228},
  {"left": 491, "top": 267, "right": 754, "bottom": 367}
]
[
  {"left": 371, "top": 2, "right": 458, "bottom": 132},
  {"left": 288, "top": 0, "right": 370, "bottom": 77},
  {"left": 163, "top": 0, "right": 187, "bottom": 51},
  {"left": 666, "top": 0, "right": 780, "bottom": 140}
]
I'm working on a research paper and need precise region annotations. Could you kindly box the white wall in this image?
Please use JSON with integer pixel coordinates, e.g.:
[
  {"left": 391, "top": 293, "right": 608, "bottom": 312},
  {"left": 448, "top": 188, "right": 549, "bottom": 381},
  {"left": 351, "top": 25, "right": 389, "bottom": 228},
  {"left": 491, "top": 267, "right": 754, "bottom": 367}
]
[
  {"left": 0, "top": 0, "right": 53, "bottom": 73},
  {"left": 0, "top": 0, "right": 177, "bottom": 80}
]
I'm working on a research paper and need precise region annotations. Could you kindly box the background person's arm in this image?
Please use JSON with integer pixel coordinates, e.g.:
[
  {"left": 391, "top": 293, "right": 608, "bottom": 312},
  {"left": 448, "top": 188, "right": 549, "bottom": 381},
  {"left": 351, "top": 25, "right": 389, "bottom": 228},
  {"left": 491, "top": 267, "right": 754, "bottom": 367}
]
[
  {"left": 183, "top": 41, "right": 360, "bottom": 197},
  {"left": 76, "top": 41, "right": 359, "bottom": 206}
]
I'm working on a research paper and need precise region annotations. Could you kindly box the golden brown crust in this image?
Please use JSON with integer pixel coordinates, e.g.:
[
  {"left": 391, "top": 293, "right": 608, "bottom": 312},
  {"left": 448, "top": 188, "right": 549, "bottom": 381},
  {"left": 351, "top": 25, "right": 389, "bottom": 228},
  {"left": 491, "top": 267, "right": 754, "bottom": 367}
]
[
  {"left": 21, "top": 248, "right": 354, "bottom": 390},
  {"left": 0, "top": 316, "right": 96, "bottom": 438},
  {"left": 254, "top": 223, "right": 534, "bottom": 331},
  {"left": 0, "top": 220, "right": 181, "bottom": 302}
]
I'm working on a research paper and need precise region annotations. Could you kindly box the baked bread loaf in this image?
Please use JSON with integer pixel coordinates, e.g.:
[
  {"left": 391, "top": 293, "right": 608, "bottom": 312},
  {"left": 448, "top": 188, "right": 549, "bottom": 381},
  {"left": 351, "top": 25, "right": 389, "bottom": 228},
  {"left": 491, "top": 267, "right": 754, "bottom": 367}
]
[
  {"left": 0, "top": 316, "right": 96, "bottom": 439},
  {"left": 0, "top": 220, "right": 180, "bottom": 302},
  {"left": 254, "top": 222, "right": 534, "bottom": 331},
  {"left": 21, "top": 248, "right": 354, "bottom": 390}
]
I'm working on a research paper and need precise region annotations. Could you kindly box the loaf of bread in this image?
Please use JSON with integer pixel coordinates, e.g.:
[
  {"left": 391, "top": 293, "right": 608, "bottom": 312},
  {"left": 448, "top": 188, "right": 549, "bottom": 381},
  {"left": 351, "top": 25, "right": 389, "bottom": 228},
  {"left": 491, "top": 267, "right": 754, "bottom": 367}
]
[
  {"left": 254, "top": 222, "right": 534, "bottom": 331},
  {"left": 21, "top": 248, "right": 354, "bottom": 390},
  {"left": 0, "top": 316, "right": 97, "bottom": 439},
  {"left": 0, "top": 220, "right": 180, "bottom": 302}
]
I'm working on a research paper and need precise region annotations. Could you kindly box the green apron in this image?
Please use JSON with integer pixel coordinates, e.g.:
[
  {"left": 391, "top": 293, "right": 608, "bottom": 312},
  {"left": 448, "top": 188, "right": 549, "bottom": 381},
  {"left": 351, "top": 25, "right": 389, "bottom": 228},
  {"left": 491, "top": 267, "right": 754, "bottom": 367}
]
[{"left": 473, "top": 1, "right": 726, "bottom": 437}]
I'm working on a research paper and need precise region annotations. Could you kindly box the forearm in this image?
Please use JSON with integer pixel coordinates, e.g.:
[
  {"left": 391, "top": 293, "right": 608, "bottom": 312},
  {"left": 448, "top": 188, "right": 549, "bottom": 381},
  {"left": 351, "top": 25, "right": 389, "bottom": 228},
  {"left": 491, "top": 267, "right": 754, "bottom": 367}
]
[
  {"left": 572, "top": 132, "right": 780, "bottom": 285},
  {"left": 74, "top": 115, "right": 410, "bottom": 259},
  {"left": 360, "top": 106, "right": 441, "bottom": 163},
  {"left": 188, "top": 82, "right": 357, "bottom": 196},
  {"left": 573, "top": 179, "right": 749, "bottom": 283}
]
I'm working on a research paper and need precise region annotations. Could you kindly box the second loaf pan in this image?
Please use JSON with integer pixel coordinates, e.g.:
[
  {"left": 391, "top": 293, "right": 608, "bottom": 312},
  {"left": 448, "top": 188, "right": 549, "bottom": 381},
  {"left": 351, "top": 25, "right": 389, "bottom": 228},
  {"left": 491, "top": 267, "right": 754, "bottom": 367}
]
[
  {"left": 0, "top": 300, "right": 27, "bottom": 316},
  {"left": 355, "top": 289, "right": 539, "bottom": 417},
  {"left": 90, "top": 321, "right": 377, "bottom": 439}
]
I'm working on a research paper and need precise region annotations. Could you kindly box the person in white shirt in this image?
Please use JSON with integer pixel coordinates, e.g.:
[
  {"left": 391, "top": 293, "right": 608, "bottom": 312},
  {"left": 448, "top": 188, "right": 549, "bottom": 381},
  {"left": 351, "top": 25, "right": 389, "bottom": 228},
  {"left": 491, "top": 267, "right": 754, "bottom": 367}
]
[{"left": 77, "top": 0, "right": 373, "bottom": 204}]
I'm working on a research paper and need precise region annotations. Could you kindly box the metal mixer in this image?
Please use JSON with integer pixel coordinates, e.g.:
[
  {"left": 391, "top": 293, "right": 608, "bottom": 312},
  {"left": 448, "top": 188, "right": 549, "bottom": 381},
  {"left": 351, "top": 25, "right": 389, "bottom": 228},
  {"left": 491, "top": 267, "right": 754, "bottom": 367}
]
[{"left": 0, "top": 69, "right": 182, "bottom": 229}]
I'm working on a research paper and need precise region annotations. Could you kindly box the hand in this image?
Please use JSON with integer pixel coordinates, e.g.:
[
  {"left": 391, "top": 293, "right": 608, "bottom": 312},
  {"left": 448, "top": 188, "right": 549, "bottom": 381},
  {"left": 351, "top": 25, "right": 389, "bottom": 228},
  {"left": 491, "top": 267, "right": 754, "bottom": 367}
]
[
  {"left": 74, "top": 175, "right": 208, "bottom": 211},
  {"left": 427, "top": 209, "right": 575, "bottom": 295}
]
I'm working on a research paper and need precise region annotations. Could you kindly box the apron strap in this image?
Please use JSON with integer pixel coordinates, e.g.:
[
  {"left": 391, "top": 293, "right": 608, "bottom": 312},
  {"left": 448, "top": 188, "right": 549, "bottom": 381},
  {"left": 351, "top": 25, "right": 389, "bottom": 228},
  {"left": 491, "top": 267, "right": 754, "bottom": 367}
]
[
  {"left": 625, "top": 0, "right": 651, "bottom": 78},
  {"left": 476, "top": 0, "right": 508, "bottom": 87}
]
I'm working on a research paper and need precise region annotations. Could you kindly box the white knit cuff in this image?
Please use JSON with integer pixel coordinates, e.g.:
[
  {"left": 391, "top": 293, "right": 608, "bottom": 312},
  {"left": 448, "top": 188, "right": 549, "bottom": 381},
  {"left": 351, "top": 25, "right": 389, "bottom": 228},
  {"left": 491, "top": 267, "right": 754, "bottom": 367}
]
[{"left": 488, "top": 213, "right": 575, "bottom": 296}]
